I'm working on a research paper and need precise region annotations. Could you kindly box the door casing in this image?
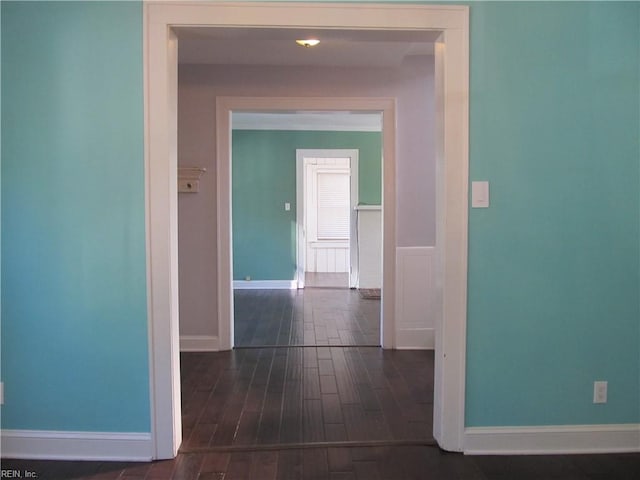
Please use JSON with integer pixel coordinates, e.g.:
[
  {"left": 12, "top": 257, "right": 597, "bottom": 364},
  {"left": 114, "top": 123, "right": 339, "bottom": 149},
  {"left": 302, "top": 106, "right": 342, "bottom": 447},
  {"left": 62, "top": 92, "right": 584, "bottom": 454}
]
[
  {"left": 217, "top": 97, "right": 395, "bottom": 354},
  {"left": 145, "top": 1, "right": 469, "bottom": 458},
  {"left": 296, "top": 148, "right": 360, "bottom": 289}
]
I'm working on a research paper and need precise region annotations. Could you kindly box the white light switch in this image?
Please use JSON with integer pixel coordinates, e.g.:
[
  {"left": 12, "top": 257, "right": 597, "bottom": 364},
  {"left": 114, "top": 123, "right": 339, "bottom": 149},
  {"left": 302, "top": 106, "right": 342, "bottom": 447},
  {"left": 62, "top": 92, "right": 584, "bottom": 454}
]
[
  {"left": 472, "top": 181, "right": 490, "bottom": 208},
  {"left": 593, "top": 381, "right": 608, "bottom": 404},
  {"left": 284, "top": 202, "right": 291, "bottom": 211}
]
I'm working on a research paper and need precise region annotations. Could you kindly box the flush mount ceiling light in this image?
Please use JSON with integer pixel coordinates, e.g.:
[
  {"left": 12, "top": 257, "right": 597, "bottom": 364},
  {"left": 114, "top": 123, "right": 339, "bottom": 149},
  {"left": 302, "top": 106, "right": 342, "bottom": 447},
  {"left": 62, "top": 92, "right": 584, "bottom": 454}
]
[{"left": 295, "top": 39, "right": 320, "bottom": 48}]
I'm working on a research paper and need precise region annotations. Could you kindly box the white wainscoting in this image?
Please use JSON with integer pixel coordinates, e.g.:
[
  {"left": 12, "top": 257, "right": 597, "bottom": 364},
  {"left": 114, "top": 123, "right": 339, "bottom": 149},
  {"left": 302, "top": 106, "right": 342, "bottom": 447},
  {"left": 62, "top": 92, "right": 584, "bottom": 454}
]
[
  {"left": 179, "top": 335, "right": 220, "bottom": 352},
  {"left": 395, "top": 246, "right": 435, "bottom": 349},
  {"left": 306, "top": 241, "right": 349, "bottom": 273},
  {"left": 357, "top": 207, "right": 382, "bottom": 289},
  {"left": 0, "top": 430, "right": 153, "bottom": 461},
  {"left": 464, "top": 424, "right": 640, "bottom": 455}
]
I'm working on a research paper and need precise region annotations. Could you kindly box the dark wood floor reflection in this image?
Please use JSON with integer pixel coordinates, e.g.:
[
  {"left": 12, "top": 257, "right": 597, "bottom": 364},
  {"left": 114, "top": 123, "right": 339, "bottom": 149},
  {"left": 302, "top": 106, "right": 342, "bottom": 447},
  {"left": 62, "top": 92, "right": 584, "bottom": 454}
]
[
  {"left": 5, "top": 448, "right": 639, "bottom": 479},
  {"left": 180, "top": 348, "right": 433, "bottom": 449},
  {"left": 234, "top": 289, "right": 380, "bottom": 347}
]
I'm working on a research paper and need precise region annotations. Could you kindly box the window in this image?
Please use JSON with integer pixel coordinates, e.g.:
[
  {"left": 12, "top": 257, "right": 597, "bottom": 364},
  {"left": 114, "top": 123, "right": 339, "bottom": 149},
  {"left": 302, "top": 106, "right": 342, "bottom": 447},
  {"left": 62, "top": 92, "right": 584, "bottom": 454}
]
[{"left": 316, "top": 171, "right": 350, "bottom": 240}]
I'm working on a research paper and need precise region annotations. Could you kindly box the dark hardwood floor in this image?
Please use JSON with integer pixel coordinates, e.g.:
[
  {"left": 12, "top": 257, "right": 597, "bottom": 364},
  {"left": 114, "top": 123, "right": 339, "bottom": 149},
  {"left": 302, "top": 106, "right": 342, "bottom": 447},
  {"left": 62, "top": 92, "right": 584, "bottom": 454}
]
[
  {"left": 234, "top": 289, "right": 380, "bottom": 347},
  {"left": 180, "top": 348, "right": 433, "bottom": 449},
  {"left": 4, "top": 448, "right": 639, "bottom": 479}
]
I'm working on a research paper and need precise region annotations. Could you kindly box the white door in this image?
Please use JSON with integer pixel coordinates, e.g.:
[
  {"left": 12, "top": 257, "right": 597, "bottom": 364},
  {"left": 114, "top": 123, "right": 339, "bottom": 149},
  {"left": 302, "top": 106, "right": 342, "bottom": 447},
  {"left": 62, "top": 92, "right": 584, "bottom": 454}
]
[
  {"left": 305, "top": 159, "right": 351, "bottom": 273},
  {"left": 296, "top": 149, "right": 359, "bottom": 288}
]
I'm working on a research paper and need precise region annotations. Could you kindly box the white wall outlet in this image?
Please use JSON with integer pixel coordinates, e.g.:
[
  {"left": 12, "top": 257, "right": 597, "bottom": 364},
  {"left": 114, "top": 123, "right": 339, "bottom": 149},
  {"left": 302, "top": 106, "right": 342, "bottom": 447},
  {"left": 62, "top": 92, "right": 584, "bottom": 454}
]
[
  {"left": 593, "top": 380, "right": 607, "bottom": 404},
  {"left": 245, "top": 276, "right": 251, "bottom": 281},
  {"left": 285, "top": 202, "right": 291, "bottom": 211}
]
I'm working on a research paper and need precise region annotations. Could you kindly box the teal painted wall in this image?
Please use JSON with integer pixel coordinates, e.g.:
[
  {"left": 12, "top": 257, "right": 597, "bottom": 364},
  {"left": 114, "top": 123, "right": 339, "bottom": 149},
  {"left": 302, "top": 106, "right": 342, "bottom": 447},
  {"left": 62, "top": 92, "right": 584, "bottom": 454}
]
[
  {"left": 465, "top": 1, "right": 640, "bottom": 426},
  {"left": 1, "top": 2, "right": 149, "bottom": 432},
  {"left": 1, "top": 0, "right": 638, "bottom": 436},
  {"left": 232, "top": 130, "right": 381, "bottom": 281}
]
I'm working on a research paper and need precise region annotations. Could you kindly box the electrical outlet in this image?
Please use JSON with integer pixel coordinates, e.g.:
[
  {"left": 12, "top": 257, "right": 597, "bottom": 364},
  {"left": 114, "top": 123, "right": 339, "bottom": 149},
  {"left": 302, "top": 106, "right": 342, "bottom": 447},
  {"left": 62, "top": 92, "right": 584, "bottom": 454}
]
[{"left": 593, "top": 381, "right": 607, "bottom": 404}]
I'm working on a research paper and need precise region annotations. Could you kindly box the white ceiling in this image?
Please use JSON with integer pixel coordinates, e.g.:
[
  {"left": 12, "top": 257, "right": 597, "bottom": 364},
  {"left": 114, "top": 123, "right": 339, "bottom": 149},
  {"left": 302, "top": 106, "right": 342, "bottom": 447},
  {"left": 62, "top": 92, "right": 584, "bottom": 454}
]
[
  {"left": 175, "top": 27, "right": 438, "bottom": 68},
  {"left": 176, "top": 27, "right": 436, "bottom": 131}
]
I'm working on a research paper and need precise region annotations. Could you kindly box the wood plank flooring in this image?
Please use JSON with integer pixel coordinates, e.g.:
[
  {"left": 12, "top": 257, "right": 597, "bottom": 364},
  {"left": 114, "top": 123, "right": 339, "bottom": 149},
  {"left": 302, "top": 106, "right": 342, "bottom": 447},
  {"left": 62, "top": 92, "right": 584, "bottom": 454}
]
[
  {"left": 4, "top": 448, "right": 639, "bottom": 479},
  {"left": 234, "top": 289, "right": 380, "bottom": 347},
  {"left": 180, "top": 348, "right": 433, "bottom": 450}
]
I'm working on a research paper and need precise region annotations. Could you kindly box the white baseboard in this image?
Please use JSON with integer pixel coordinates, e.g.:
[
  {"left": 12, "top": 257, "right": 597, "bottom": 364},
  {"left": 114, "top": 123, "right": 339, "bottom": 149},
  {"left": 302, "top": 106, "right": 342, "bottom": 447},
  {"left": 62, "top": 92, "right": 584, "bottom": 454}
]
[
  {"left": 233, "top": 280, "right": 297, "bottom": 290},
  {"left": 395, "top": 328, "right": 435, "bottom": 349},
  {"left": 0, "top": 429, "right": 153, "bottom": 461},
  {"left": 464, "top": 424, "right": 640, "bottom": 455},
  {"left": 179, "top": 335, "right": 219, "bottom": 352}
]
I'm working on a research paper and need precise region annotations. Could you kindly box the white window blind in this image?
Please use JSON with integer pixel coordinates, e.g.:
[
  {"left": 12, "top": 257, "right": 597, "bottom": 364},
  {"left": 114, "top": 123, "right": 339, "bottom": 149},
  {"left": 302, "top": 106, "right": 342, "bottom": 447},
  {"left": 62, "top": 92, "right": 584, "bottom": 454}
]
[{"left": 316, "top": 172, "right": 350, "bottom": 240}]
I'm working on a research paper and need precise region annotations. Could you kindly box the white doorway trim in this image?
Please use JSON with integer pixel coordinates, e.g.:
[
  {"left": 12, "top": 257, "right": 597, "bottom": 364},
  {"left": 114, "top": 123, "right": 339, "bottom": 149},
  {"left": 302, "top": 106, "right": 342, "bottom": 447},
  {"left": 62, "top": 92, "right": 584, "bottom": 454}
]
[
  {"left": 145, "top": 1, "right": 469, "bottom": 459},
  {"left": 296, "top": 149, "right": 360, "bottom": 289},
  {"left": 218, "top": 98, "right": 394, "bottom": 354}
]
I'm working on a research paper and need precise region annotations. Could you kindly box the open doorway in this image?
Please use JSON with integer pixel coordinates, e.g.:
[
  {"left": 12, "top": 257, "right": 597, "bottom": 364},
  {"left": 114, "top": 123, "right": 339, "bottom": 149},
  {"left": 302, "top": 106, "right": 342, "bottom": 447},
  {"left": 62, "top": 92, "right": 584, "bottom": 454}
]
[
  {"left": 230, "top": 113, "right": 384, "bottom": 348},
  {"left": 297, "top": 149, "right": 358, "bottom": 290},
  {"left": 146, "top": 2, "right": 470, "bottom": 458}
]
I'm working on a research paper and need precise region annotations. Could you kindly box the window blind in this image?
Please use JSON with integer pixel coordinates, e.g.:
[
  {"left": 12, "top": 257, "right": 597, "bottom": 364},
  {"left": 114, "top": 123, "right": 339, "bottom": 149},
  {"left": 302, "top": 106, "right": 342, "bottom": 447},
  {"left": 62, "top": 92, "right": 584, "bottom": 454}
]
[{"left": 316, "top": 172, "right": 350, "bottom": 240}]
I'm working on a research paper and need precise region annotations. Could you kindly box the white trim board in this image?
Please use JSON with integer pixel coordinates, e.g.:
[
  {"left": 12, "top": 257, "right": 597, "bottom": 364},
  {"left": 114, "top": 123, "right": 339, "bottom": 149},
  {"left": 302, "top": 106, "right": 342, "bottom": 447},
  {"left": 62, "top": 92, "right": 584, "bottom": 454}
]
[
  {"left": 395, "top": 247, "right": 436, "bottom": 349},
  {"left": 179, "top": 335, "right": 220, "bottom": 352},
  {"left": 464, "top": 424, "right": 640, "bottom": 455},
  {"left": 146, "top": 2, "right": 469, "bottom": 458},
  {"left": 218, "top": 97, "right": 395, "bottom": 354},
  {"left": 233, "top": 112, "right": 382, "bottom": 132},
  {"left": 233, "top": 280, "right": 297, "bottom": 290},
  {"left": 0, "top": 430, "right": 153, "bottom": 461}
]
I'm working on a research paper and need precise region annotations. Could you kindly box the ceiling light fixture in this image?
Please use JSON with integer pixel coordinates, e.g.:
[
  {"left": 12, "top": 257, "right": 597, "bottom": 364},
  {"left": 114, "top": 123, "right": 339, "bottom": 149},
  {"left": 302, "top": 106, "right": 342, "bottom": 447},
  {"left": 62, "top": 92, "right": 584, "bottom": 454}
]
[{"left": 295, "top": 39, "right": 320, "bottom": 48}]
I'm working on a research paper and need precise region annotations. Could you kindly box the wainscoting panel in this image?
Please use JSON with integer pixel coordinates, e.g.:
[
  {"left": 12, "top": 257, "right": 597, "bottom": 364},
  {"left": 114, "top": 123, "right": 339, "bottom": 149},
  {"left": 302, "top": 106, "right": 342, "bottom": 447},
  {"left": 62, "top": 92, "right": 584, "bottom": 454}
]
[
  {"left": 395, "top": 246, "right": 436, "bottom": 349},
  {"left": 306, "top": 241, "right": 349, "bottom": 273},
  {"left": 357, "top": 207, "right": 382, "bottom": 289}
]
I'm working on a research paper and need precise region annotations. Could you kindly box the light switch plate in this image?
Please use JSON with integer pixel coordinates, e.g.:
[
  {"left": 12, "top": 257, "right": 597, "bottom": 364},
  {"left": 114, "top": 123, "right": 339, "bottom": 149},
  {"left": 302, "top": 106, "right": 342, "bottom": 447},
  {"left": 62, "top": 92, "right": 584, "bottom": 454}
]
[
  {"left": 593, "top": 381, "right": 607, "bottom": 404},
  {"left": 472, "top": 181, "right": 490, "bottom": 208}
]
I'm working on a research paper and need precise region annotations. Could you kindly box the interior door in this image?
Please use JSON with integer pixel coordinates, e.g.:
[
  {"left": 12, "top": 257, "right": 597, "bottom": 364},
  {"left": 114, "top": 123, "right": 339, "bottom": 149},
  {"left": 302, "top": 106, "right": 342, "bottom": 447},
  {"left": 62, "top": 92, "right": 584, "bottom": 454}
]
[{"left": 296, "top": 149, "right": 359, "bottom": 288}]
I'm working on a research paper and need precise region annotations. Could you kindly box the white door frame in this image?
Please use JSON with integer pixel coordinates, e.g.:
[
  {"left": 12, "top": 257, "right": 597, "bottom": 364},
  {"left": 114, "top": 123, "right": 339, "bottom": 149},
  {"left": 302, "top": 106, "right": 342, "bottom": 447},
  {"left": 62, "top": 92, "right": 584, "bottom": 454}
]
[
  {"left": 219, "top": 98, "right": 394, "bottom": 354},
  {"left": 145, "top": 1, "right": 469, "bottom": 458},
  {"left": 296, "top": 149, "right": 360, "bottom": 289}
]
